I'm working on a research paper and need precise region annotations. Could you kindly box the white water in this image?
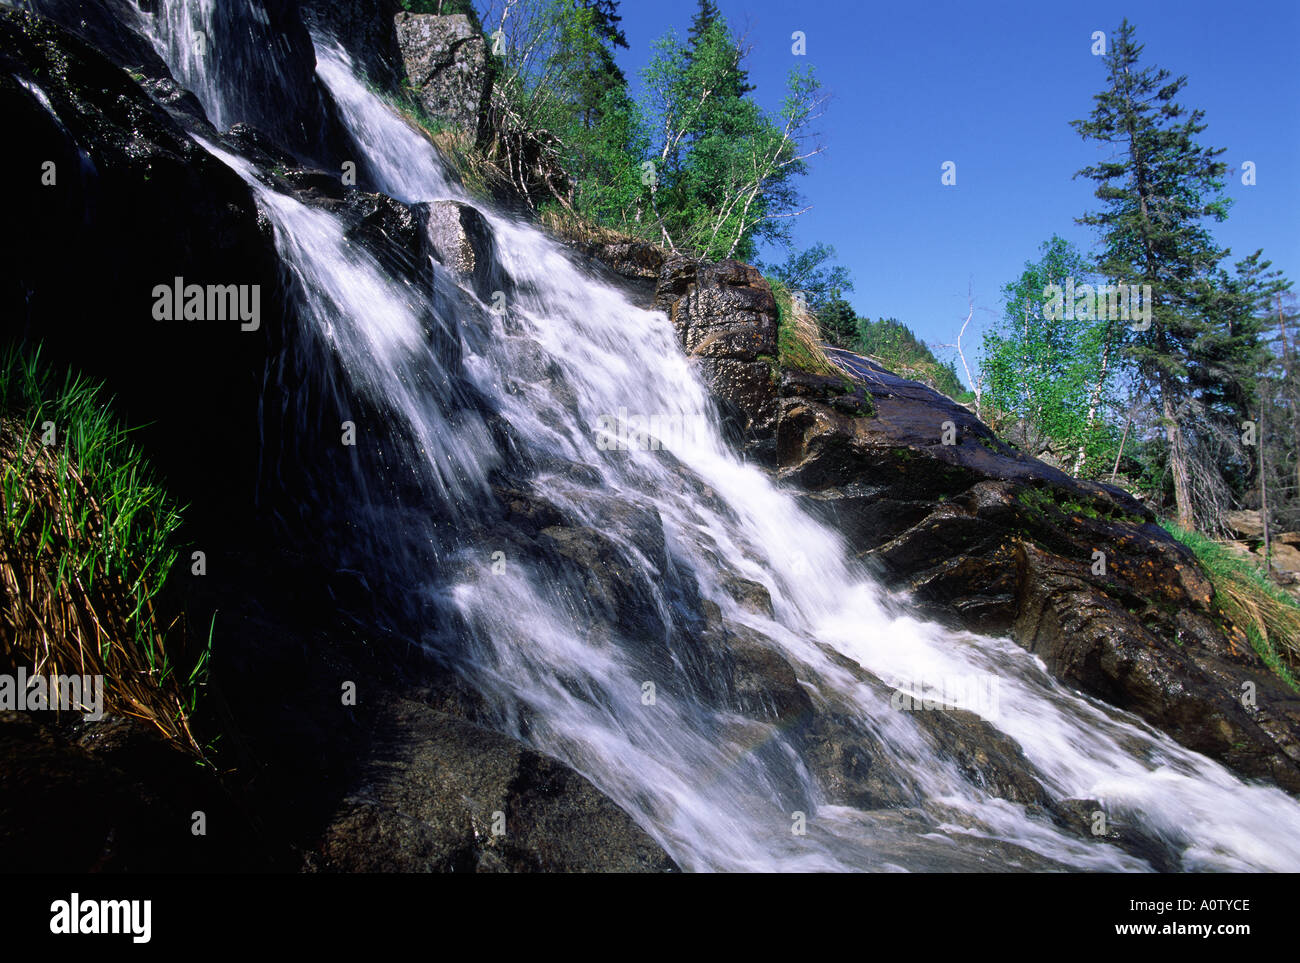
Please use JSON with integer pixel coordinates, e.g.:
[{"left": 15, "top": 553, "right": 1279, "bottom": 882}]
[{"left": 139, "top": 5, "right": 1300, "bottom": 871}]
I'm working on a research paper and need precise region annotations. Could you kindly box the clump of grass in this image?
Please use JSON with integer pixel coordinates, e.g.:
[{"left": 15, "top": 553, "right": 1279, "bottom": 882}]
[
  {"left": 1164, "top": 522, "right": 1300, "bottom": 690},
  {"left": 1016, "top": 484, "right": 1143, "bottom": 525},
  {"left": 0, "top": 343, "right": 208, "bottom": 753},
  {"left": 767, "top": 278, "right": 850, "bottom": 380}
]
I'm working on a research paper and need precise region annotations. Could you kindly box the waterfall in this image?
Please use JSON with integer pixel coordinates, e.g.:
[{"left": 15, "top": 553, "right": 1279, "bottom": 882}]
[{"left": 133, "top": 2, "right": 1300, "bottom": 871}]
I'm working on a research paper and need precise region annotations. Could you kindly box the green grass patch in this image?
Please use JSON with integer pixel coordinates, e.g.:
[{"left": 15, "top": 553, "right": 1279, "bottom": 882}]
[
  {"left": 1163, "top": 522, "right": 1300, "bottom": 692},
  {"left": 1016, "top": 484, "right": 1143, "bottom": 525},
  {"left": 767, "top": 279, "right": 867, "bottom": 406}
]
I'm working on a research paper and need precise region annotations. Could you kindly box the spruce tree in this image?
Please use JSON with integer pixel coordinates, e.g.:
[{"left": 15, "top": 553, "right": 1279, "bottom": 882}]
[
  {"left": 1072, "top": 18, "right": 1235, "bottom": 529},
  {"left": 554, "top": 0, "right": 630, "bottom": 129},
  {"left": 685, "top": 0, "right": 753, "bottom": 96},
  {"left": 687, "top": 0, "right": 723, "bottom": 49}
]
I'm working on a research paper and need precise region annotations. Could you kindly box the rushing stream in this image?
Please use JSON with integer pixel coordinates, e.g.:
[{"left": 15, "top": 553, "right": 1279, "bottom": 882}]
[{"left": 124, "top": 0, "right": 1300, "bottom": 871}]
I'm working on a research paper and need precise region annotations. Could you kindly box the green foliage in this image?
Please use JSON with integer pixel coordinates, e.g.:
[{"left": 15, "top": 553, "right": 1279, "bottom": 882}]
[
  {"left": 482, "top": 1, "right": 824, "bottom": 261},
  {"left": 816, "top": 298, "right": 858, "bottom": 349},
  {"left": 767, "top": 278, "right": 848, "bottom": 382},
  {"left": 641, "top": 19, "right": 822, "bottom": 259},
  {"left": 980, "top": 235, "right": 1123, "bottom": 476},
  {"left": 1072, "top": 18, "right": 1253, "bottom": 530},
  {"left": 1015, "top": 484, "right": 1143, "bottom": 525},
  {"left": 1258, "top": 284, "right": 1300, "bottom": 532},
  {"left": 761, "top": 243, "right": 853, "bottom": 310},
  {"left": 0, "top": 345, "right": 184, "bottom": 648}
]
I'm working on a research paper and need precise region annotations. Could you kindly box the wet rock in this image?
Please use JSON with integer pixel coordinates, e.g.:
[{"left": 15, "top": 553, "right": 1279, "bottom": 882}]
[
  {"left": 310, "top": 698, "right": 678, "bottom": 872},
  {"left": 0, "top": 10, "right": 284, "bottom": 540},
  {"left": 1052, "top": 797, "right": 1183, "bottom": 872},
  {"left": 422, "top": 199, "right": 499, "bottom": 300},
  {"left": 590, "top": 239, "right": 1300, "bottom": 794},
  {"left": 301, "top": 0, "right": 405, "bottom": 97},
  {"left": 652, "top": 258, "right": 780, "bottom": 448},
  {"left": 720, "top": 575, "right": 775, "bottom": 619},
  {"left": 23, "top": 0, "right": 173, "bottom": 84},
  {"left": 909, "top": 705, "right": 1050, "bottom": 807},
  {"left": 656, "top": 258, "right": 778, "bottom": 362},
  {"left": 778, "top": 362, "right": 1300, "bottom": 793}
]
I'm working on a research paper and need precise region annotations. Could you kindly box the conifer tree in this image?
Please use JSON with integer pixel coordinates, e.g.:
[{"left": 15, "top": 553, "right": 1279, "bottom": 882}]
[{"left": 1072, "top": 18, "right": 1236, "bottom": 529}]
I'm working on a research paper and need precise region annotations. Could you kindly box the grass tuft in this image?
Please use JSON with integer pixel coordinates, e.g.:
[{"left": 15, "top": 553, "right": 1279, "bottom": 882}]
[
  {"left": 767, "top": 278, "right": 849, "bottom": 380},
  {"left": 1164, "top": 522, "right": 1300, "bottom": 691},
  {"left": 0, "top": 343, "right": 209, "bottom": 753}
]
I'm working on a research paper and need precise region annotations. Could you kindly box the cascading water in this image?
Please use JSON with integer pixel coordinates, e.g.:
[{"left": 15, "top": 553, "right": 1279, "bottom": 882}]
[{"left": 132, "top": 1, "right": 1300, "bottom": 871}]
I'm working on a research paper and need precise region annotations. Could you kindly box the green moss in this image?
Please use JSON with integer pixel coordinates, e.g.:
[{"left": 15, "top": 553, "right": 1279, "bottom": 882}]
[{"left": 1015, "top": 485, "right": 1142, "bottom": 525}]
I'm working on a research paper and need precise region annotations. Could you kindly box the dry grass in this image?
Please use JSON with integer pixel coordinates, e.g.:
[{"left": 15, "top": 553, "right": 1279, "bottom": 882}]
[
  {"left": 429, "top": 127, "right": 507, "bottom": 200},
  {"left": 536, "top": 203, "right": 657, "bottom": 251}
]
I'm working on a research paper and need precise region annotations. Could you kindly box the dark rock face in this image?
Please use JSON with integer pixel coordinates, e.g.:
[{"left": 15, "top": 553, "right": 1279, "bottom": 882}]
[
  {"left": 573, "top": 242, "right": 785, "bottom": 454},
  {"left": 394, "top": 12, "right": 492, "bottom": 142},
  {"left": 775, "top": 357, "right": 1300, "bottom": 792},
  {"left": 653, "top": 258, "right": 781, "bottom": 455},
  {"left": 23, "top": 0, "right": 175, "bottom": 86},
  {"left": 0, "top": 712, "right": 271, "bottom": 872},
  {"left": 310, "top": 698, "right": 678, "bottom": 872},
  {"left": 301, "top": 0, "right": 405, "bottom": 97},
  {"left": 0, "top": 8, "right": 679, "bottom": 873},
  {"left": 0, "top": 10, "right": 282, "bottom": 539}
]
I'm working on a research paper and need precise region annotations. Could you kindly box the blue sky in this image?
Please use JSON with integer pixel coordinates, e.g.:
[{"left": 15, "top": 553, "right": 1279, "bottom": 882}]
[{"left": 610, "top": 0, "right": 1300, "bottom": 381}]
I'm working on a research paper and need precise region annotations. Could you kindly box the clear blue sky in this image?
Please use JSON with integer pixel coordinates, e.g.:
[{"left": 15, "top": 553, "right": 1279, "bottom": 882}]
[{"left": 610, "top": 0, "right": 1300, "bottom": 381}]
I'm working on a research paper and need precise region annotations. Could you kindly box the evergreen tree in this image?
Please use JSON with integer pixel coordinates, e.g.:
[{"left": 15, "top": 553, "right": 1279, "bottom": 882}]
[
  {"left": 1072, "top": 18, "right": 1236, "bottom": 529},
  {"left": 577, "top": 1, "right": 629, "bottom": 127},
  {"left": 552, "top": 0, "right": 630, "bottom": 129},
  {"left": 687, "top": 0, "right": 723, "bottom": 48},
  {"left": 1260, "top": 286, "right": 1300, "bottom": 531},
  {"left": 817, "top": 298, "right": 858, "bottom": 348},
  {"left": 855, "top": 318, "right": 967, "bottom": 400},
  {"left": 1222, "top": 253, "right": 1294, "bottom": 532},
  {"left": 685, "top": 1, "right": 753, "bottom": 96}
]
